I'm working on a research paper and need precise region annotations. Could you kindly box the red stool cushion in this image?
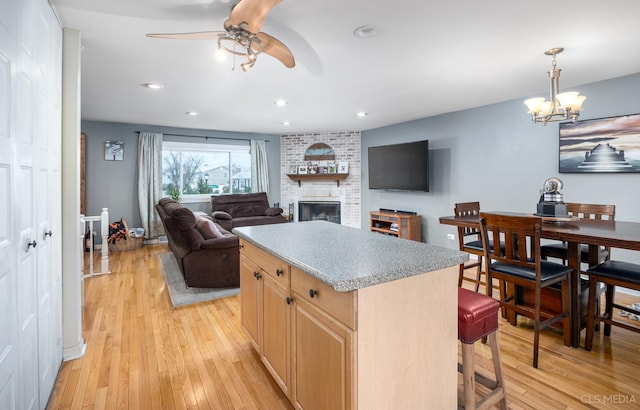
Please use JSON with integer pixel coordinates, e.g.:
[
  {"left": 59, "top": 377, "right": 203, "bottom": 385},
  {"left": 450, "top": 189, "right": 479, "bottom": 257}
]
[{"left": 458, "top": 288, "right": 499, "bottom": 343}]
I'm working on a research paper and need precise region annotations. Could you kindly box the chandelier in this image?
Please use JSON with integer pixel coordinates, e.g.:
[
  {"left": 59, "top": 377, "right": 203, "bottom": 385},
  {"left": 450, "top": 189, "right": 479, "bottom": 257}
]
[
  {"left": 524, "top": 48, "right": 586, "bottom": 125},
  {"left": 217, "top": 25, "right": 263, "bottom": 72}
]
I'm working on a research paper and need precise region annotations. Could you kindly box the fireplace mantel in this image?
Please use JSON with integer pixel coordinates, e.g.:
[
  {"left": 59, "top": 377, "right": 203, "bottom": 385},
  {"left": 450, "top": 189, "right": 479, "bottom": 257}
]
[{"left": 287, "top": 173, "right": 348, "bottom": 187}]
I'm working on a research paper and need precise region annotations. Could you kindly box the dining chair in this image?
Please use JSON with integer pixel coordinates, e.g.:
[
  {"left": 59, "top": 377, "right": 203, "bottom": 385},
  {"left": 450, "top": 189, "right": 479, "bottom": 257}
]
[
  {"left": 454, "top": 202, "right": 485, "bottom": 292},
  {"left": 540, "top": 203, "right": 616, "bottom": 265},
  {"left": 479, "top": 212, "right": 572, "bottom": 368},
  {"left": 584, "top": 260, "right": 640, "bottom": 351}
]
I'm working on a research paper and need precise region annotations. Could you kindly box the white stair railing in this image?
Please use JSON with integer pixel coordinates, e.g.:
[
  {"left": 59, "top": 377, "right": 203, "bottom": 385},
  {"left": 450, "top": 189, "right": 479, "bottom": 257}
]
[{"left": 80, "top": 207, "right": 110, "bottom": 278}]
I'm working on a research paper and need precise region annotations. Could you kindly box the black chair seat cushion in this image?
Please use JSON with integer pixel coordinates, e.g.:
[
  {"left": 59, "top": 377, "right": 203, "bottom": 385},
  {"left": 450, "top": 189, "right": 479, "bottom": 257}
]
[
  {"left": 491, "top": 260, "right": 572, "bottom": 282},
  {"left": 540, "top": 242, "right": 608, "bottom": 261},
  {"left": 464, "top": 240, "right": 505, "bottom": 253},
  {"left": 586, "top": 260, "right": 640, "bottom": 286}
]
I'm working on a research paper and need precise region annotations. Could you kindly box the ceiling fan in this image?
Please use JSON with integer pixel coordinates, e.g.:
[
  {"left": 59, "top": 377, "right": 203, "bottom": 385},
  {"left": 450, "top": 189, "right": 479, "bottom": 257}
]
[{"left": 147, "top": 0, "right": 295, "bottom": 71}]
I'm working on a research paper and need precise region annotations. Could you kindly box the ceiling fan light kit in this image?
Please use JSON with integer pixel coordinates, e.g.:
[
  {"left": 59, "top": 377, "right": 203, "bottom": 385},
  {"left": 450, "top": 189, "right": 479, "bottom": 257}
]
[
  {"left": 217, "top": 25, "right": 262, "bottom": 71},
  {"left": 524, "top": 47, "right": 586, "bottom": 125}
]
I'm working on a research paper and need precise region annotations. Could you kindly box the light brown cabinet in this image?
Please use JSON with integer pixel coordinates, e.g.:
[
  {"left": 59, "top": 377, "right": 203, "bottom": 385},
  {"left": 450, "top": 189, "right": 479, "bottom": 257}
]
[
  {"left": 239, "top": 255, "right": 260, "bottom": 348},
  {"left": 239, "top": 239, "right": 458, "bottom": 409},
  {"left": 293, "top": 297, "right": 353, "bottom": 410},
  {"left": 262, "top": 274, "right": 291, "bottom": 394},
  {"left": 290, "top": 265, "right": 355, "bottom": 410},
  {"left": 240, "top": 241, "right": 292, "bottom": 395},
  {"left": 240, "top": 241, "right": 354, "bottom": 408},
  {"left": 369, "top": 211, "right": 422, "bottom": 241}
]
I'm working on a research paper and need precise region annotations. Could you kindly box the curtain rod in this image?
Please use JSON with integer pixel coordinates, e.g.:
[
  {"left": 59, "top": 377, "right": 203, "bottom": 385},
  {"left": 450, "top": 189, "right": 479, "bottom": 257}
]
[{"left": 134, "top": 131, "right": 269, "bottom": 143}]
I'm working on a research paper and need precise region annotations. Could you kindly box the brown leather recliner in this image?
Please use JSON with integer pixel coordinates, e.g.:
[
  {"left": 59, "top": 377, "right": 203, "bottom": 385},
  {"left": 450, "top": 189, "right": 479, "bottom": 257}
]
[{"left": 155, "top": 198, "right": 239, "bottom": 288}]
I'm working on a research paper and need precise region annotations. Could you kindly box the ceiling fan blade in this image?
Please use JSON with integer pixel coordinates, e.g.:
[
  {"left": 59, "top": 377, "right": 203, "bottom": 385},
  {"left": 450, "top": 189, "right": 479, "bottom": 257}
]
[
  {"left": 225, "top": 0, "right": 283, "bottom": 33},
  {"left": 146, "top": 31, "right": 224, "bottom": 40},
  {"left": 256, "top": 32, "right": 295, "bottom": 68}
]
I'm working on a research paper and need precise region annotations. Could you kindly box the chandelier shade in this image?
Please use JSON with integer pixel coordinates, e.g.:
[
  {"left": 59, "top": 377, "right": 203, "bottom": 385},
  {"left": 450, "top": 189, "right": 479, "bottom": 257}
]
[{"left": 524, "top": 48, "right": 586, "bottom": 125}]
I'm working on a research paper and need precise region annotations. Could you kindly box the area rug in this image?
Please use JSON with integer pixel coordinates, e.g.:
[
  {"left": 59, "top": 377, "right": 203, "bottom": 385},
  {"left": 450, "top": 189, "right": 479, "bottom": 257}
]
[{"left": 159, "top": 253, "right": 239, "bottom": 307}]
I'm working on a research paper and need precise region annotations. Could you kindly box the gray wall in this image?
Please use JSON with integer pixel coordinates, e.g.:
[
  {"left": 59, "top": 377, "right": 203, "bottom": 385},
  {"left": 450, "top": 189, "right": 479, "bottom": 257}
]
[
  {"left": 82, "top": 72, "right": 640, "bottom": 264},
  {"left": 81, "top": 121, "right": 280, "bottom": 239},
  {"left": 361, "top": 72, "right": 640, "bottom": 263}
]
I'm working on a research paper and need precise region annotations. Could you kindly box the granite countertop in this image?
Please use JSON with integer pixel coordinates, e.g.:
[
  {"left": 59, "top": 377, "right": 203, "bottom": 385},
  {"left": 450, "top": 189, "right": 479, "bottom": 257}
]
[{"left": 233, "top": 220, "right": 468, "bottom": 292}]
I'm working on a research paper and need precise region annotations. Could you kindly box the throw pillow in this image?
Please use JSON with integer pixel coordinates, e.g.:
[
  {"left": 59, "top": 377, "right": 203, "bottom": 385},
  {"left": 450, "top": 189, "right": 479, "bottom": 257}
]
[
  {"left": 264, "top": 207, "right": 283, "bottom": 216},
  {"left": 212, "top": 210, "right": 232, "bottom": 220},
  {"left": 196, "top": 216, "right": 224, "bottom": 239}
]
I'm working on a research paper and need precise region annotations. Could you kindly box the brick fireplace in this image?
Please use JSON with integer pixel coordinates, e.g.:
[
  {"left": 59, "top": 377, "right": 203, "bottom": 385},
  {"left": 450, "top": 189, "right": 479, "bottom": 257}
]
[{"left": 280, "top": 132, "right": 361, "bottom": 228}]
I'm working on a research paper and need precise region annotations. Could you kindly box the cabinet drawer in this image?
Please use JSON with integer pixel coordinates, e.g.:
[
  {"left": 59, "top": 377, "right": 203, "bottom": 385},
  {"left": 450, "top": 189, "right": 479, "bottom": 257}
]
[
  {"left": 291, "top": 266, "right": 356, "bottom": 330},
  {"left": 241, "top": 240, "right": 290, "bottom": 286}
]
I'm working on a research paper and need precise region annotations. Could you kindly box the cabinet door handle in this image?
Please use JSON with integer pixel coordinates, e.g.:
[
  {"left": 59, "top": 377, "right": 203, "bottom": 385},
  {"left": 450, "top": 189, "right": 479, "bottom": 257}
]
[
  {"left": 286, "top": 297, "right": 293, "bottom": 305},
  {"left": 253, "top": 271, "right": 261, "bottom": 280},
  {"left": 309, "top": 289, "right": 318, "bottom": 298},
  {"left": 43, "top": 230, "right": 53, "bottom": 239},
  {"left": 276, "top": 269, "right": 283, "bottom": 277}
]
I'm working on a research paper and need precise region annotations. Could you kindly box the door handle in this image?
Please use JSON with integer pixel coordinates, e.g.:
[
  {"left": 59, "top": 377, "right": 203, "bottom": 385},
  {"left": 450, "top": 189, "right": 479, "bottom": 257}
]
[{"left": 26, "top": 239, "right": 37, "bottom": 252}]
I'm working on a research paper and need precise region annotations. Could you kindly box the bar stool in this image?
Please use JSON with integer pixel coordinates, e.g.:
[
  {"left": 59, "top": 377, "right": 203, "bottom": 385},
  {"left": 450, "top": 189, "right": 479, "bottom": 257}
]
[
  {"left": 454, "top": 202, "right": 485, "bottom": 292},
  {"left": 458, "top": 288, "right": 507, "bottom": 410},
  {"left": 584, "top": 260, "right": 640, "bottom": 351}
]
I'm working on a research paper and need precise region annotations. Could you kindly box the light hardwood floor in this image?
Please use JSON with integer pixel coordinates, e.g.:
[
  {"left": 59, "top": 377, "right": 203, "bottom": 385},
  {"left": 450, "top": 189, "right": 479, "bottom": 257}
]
[{"left": 48, "top": 244, "right": 640, "bottom": 409}]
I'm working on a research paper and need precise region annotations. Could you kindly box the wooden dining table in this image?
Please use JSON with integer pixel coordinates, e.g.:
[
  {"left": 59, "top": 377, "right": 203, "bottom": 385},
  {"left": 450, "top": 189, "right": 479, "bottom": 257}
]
[{"left": 439, "top": 212, "right": 640, "bottom": 348}]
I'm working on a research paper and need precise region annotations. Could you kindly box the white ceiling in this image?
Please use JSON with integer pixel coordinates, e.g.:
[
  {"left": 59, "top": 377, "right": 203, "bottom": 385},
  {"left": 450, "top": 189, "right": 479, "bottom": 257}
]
[{"left": 50, "top": 0, "right": 640, "bottom": 134}]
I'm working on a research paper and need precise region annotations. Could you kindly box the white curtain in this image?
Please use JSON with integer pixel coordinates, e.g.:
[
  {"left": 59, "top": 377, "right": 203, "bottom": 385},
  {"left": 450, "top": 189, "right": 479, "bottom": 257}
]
[
  {"left": 251, "top": 139, "right": 269, "bottom": 193},
  {"left": 138, "top": 132, "right": 164, "bottom": 239}
]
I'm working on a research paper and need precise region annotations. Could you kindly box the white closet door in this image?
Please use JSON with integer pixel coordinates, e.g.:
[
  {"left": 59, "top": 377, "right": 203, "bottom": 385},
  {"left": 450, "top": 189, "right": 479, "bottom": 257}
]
[
  {"left": 0, "top": 0, "right": 63, "bottom": 408},
  {"left": 0, "top": 0, "right": 20, "bottom": 408}
]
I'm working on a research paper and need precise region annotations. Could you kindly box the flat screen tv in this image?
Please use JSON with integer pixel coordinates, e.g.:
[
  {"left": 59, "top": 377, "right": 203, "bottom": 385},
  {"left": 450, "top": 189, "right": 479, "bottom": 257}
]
[{"left": 368, "top": 140, "right": 429, "bottom": 192}]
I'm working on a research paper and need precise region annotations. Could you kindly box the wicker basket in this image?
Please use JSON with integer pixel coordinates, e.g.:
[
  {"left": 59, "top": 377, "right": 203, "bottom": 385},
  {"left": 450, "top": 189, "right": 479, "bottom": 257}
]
[{"left": 108, "top": 236, "right": 143, "bottom": 252}]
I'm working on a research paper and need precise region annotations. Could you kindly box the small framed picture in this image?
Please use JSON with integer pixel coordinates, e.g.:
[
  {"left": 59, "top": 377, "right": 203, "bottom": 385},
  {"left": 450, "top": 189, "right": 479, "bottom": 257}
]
[
  {"left": 298, "top": 165, "right": 308, "bottom": 174},
  {"left": 337, "top": 161, "right": 349, "bottom": 174},
  {"left": 289, "top": 165, "right": 298, "bottom": 174},
  {"left": 318, "top": 160, "right": 328, "bottom": 174},
  {"left": 105, "top": 140, "right": 124, "bottom": 161},
  {"left": 327, "top": 162, "right": 337, "bottom": 174}
]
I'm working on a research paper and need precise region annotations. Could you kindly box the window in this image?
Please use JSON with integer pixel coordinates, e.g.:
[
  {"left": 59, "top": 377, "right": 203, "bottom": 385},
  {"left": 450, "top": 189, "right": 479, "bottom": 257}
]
[{"left": 162, "top": 141, "right": 251, "bottom": 201}]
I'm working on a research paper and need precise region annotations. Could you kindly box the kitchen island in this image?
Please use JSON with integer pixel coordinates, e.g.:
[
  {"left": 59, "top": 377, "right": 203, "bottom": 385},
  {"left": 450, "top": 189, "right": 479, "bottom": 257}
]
[{"left": 234, "top": 220, "right": 467, "bottom": 410}]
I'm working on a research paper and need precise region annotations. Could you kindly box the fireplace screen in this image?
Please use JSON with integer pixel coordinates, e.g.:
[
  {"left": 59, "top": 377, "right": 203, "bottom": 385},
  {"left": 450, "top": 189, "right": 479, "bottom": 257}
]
[{"left": 298, "top": 201, "right": 341, "bottom": 224}]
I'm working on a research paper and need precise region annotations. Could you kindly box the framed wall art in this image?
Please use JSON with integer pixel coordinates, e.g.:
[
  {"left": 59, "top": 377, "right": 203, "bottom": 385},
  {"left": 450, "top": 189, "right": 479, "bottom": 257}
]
[
  {"left": 559, "top": 113, "right": 640, "bottom": 173},
  {"left": 337, "top": 161, "right": 349, "bottom": 174},
  {"left": 105, "top": 140, "right": 124, "bottom": 161}
]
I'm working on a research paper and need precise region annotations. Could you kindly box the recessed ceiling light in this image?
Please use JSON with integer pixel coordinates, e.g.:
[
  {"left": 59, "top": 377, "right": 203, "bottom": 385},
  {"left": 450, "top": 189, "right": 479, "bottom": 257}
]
[
  {"left": 185, "top": 111, "right": 198, "bottom": 116},
  {"left": 282, "top": 121, "right": 291, "bottom": 126},
  {"left": 142, "top": 82, "right": 164, "bottom": 89},
  {"left": 353, "top": 25, "right": 381, "bottom": 39},
  {"left": 275, "top": 99, "right": 287, "bottom": 107},
  {"left": 357, "top": 112, "right": 368, "bottom": 117}
]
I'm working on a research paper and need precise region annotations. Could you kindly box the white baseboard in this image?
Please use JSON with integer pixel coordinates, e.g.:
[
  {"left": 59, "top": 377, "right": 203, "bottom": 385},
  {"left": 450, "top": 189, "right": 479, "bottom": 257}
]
[{"left": 63, "top": 342, "right": 86, "bottom": 361}]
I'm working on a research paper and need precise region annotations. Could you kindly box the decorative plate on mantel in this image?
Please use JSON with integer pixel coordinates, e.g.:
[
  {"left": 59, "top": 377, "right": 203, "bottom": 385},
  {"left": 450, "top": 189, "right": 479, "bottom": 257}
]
[{"left": 304, "top": 143, "right": 336, "bottom": 160}]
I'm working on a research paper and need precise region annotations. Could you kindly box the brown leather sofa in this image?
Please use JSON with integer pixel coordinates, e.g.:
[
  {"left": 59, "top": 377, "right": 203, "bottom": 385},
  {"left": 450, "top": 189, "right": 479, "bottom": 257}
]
[
  {"left": 155, "top": 198, "right": 240, "bottom": 288},
  {"left": 211, "top": 192, "right": 287, "bottom": 231}
]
